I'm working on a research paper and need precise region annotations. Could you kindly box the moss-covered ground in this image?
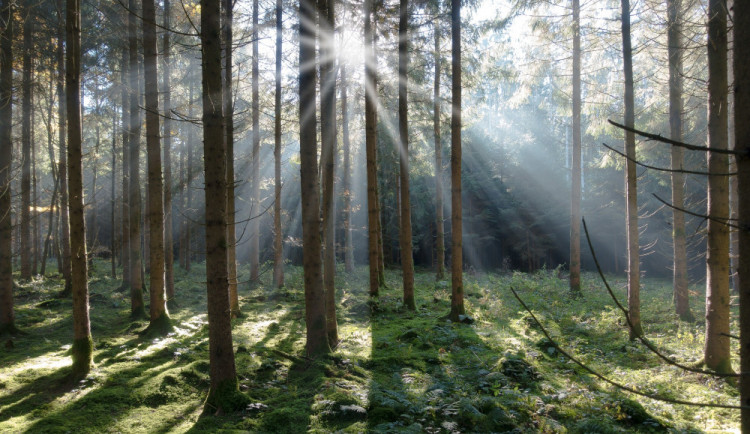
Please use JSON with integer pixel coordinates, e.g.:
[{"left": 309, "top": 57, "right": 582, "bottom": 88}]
[{"left": 0, "top": 260, "right": 740, "bottom": 432}]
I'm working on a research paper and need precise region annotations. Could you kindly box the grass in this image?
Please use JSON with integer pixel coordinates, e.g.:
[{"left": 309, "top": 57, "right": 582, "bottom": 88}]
[{"left": 0, "top": 260, "right": 740, "bottom": 433}]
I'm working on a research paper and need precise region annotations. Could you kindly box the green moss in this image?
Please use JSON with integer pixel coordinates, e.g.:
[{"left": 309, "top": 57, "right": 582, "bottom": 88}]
[
  {"left": 71, "top": 335, "right": 93, "bottom": 379},
  {"left": 203, "top": 377, "right": 248, "bottom": 415}
]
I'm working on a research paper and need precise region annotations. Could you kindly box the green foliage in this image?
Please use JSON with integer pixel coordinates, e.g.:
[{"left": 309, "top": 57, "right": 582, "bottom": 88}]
[{"left": 0, "top": 261, "right": 739, "bottom": 432}]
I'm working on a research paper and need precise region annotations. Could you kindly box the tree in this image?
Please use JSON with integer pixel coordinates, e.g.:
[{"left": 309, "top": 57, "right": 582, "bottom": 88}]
[
  {"left": 733, "top": 2, "right": 750, "bottom": 429},
  {"left": 223, "top": 0, "right": 239, "bottom": 317},
  {"left": 667, "top": 0, "right": 692, "bottom": 321},
  {"left": 0, "top": 0, "right": 14, "bottom": 335},
  {"left": 162, "top": 0, "right": 175, "bottom": 306},
  {"left": 621, "top": 0, "right": 641, "bottom": 339},
  {"left": 120, "top": 45, "right": 130, "bottom": 291},
  {"left": 66, "top": 0, "right": 93, "bottom": 377},
  {"left": 341, "top": 63, "right": 354, "bottom": 273},
  {"left": 704, "top": 0, "right": 731, "bottom": 374},
  {"left": 569, "top": 0, "right": 581, "bottom": 296},
  {"left": 319, "top": 0, "right": 339, "bottom": 345},
  {"left": 249, "top": 0, "right": 260, "bottom": 284},
  {"left": 272, "top": 0, "right": 284, "bottom": 287},
  {"left": 128, "top": 0, "right": 145, "bottom": 317},
  {"left": 300, "top": 0, "right": 330, "bottom": 357},
  {"left": 364, "top": 0, "right": 379, "bottom": 296},
  {"left": 57, "top": 0, "right": 72, "bottom": 297},
  {"left": 433, "top": 9, "right": 445, "bottom": 281},
  {"left": 20, "top": 4, "right": 33, "bottom": 281},
  {"left": 449, "top": 0, "right": 464, "bottom": 322},
  {"left": 201, "top": 0, "right": 240, "bottom": 411},
  {"left": 398, "top": 0, "right": 415, "bottom": 310},
  {"left": 143, "top": 0, "right": 170, "bottom": 332}
]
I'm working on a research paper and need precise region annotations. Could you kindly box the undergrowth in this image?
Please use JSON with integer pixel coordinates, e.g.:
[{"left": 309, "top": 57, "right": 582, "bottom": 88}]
[{"left": 0, "top": 261, "right": 740, "bottom": 432}]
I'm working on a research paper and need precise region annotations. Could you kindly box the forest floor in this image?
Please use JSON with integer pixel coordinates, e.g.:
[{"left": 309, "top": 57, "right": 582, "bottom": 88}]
[{"left": 0, "top": 260, "right": 740, "bottom": 433}]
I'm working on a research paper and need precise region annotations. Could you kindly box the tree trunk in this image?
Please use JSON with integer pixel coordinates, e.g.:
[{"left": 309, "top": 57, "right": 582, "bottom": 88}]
[
  {"left": 111, "top": 110, "right": 117, "bottom": 279},
  {"left": 449, "top": 0, "right": 464, "bottom": 322},
  {"left": 41, "top": 72, "right": 56, "bottom": 276},
  {"left": 185, "top": 75, "right": 194, "bottom": 272},
  {"left": 433, "top": 12, "right": 445, "bottom": 281},
  {"left": 0, "top": 0, "right": 14, "bottom": 334},
  {"left": 728, "top": 0, "right": 739, "bottom": 296},
  {"left": 569, "top": 0, "right": 582, "bottom": 296},
  {"left": 201, "top": 0, "right": 239, "bottom": 412},
  {"left": 398, "top": 0, "right": 415, "bottom": 310},
  {"left": 143, "top": 0, "right": 170, "bottom": 332},
  {"left": 364, "top": 0, "right": 379, "bottom": 296},
  {"left": 162, "top": 0, "right": 175, "bottom": 306},
  {"left": 223, "top": 0, "right": 239, "bottom": 317},
  {"left": 341, "top": 64, "right": 354, "bottom": 273},
  {"left": 128, "top": 0, "right": 145, "bottom": 316},
  {"left": 66, "top": 0, "right": 92, "bottom": 377},
  {"left": 300, "top": 0, "right": 330, "bottom": 357},
  {"left": 621, "top": 0, "right": 642, "bottom": 339},
  {"left": 57, "top": 0, "right": 72, "bottom": 297},
  {"left": 249, "top": 0, "right": 260, "bottom": 284},
  {"left": 704, "top": 0, "right": 732, "bottom": 374},
  {"left": 20, "top": 7, "right": 32, "bottom": 281},
  {"left": 120, "top": 46, "right": 130, "bottom": 290},
  {"left": 733, "top": 2, "right": 750, "bottom": 429},
  {"left": 273, "top": 0, "right": 284, "bottom": 287},
  {"left": 667, "top": 0, "right": 691, "bottom": 321},
  {"left": 320, "top": 0, "right": 338, "bottom": 346}
]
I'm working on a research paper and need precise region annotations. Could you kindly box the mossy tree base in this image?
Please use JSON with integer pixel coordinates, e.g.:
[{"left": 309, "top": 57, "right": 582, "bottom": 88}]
[
  {"left": 141, "top": 314, "right": 174, "bottom": 337},
  {"left": 70, "top": 336, "right": 93, "bottom": 381},
  {"left": 0, "top": 323, "right": 22, "bottom": 337},
  {"left": 202, "top": 378, "right": 248, "bottom": 415}
]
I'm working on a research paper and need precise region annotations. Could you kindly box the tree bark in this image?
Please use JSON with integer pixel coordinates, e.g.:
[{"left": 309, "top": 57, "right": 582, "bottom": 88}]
[
  {"left": 704, "top": 0, "right": 732, "bottom": 374},
  {"left": 621, "top": 0, "right": 642, "bottom": 339},
  {"left": 66, "top": 0, "right": 92, "bottom": 377},
  {"left": 398, "top": 0, "right": 415, "bottom": 310},
  {"left": 120, "top": 46, "right": 130, "bottom": 290},
  {"left": 223, "top": 0, "right": 239, "bottom": 317},
  {"left": 57, "top": 0, "right": 72, "bottom": 297},
  {"left": 433, "top": 12, "right": 445, "bottom": 281},
  {"left": 0, "top": 0, "right": 14, "bottom": 334},
  {"left": 162, "top": 0, "right": 175, "bottom": 306},
  {"left": 341, "top": 64, "right": 354, "bottom": 273},
  {"left": 128, "top": 0, "right": 145, "bottom": 316},
  {"left": 364, "top": 0, "right": 379, "bottom": 296},
  {"left": 201, "top": 0, "right": 239, "bottom": 412},
  {"left": 300, "top": 0, "right": 330, "bottom": 357},
  {"left": 249, "top": 0, "right": 260, "bottom": 284},
  {"left": 20, "top": 4, "right": 33, "bottom": 281},
  {"left": 185, "top": 75, "right": 194, "bottom": 272},
  {"left": 143, "top": 0, "right": 169, "bottom": 332},
  {"left": 273, "top": 0, "right": 284, "bottom": 287},
  {"left": 111, "top": 110, "right": 117, "bottom": 279},
  {"left": 449, "top": 0, "right": 464, "bottom": 322},
  {"left": 569, "top": 0, "right": 582, "bottom": 296},
  {"left": 733, "top": 2, "right": 750, "bottom": 429},
  {"left": 667, "top": 0, "right": 691, "bottom": 321}
]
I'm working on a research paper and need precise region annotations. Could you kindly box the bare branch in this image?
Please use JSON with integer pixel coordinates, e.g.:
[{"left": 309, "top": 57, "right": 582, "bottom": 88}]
[
  {"left": 601, "top": 143, "right": 736, "bottom": 176},
  {"left": 608, "top": 119, "right": 744, "bottom": 156}
]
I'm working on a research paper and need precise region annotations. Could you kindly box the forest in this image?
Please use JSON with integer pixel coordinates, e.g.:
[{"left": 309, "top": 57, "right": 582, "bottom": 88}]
[{"left": 1, "top": 0, "right": 750, "bottom": 431}]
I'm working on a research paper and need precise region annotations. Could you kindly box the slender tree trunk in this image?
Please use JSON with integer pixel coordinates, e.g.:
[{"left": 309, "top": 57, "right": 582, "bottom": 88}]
[
  {"left": 704, "top": 0, "right": 732, "bottom": 374},
  {"left": 20, "top": 7, "right": 33, "bottom": 281},
  {"left": 728, "top": 0, "right": 739, "bottom": 296},
  {"left": 90, "top": 80, "right": 100, "bottom": 261},
  {"left": 162, "top": 0, "right": 175, "bottom": 307},
  {"left": 398, "top": 0, "right": 415, "bottom": 310},
  {"left": 0, "top": 0, "right": 14, "bottom": 334},
  {"left": 111, "top": 110, "right": 117, "bottom": 279},
  {"left": 143, "top": 0, "right": 169, "bottom": 332},
  {"left": 128, "top": 0, "right": 145, "bottom": 316},
  {"left": 120, "top": 47, "right": 130, "bottom": 290},
  {"left": 223, "top": 0, "right": 239, "bottom": 317},
  {"left": 621, "top": 0, "right": 642, "bottom": 339},
  {"left": 667, "top": 0, "right": 691, "bottom": 321},
  {"left": 300, "top": 0, "right": 330, "bottom": 357},
  {"left": 41, "top": 72, "right": 56, "bottom": 276},
  {"left": 433, "top": 13, "right": 444, "bottom": 281},
  {"left": 449, "top": 0, "right": 464, "bottom": 322},
  {"left": 249, "top": 0, "right": 260, "bottom": 284},
  {"left": 341, "top": 64, "right": 354, "bottom": 273},
  {"left": 185, "top": 76, "right": 194, "bottom": 272},
  {"left": 364, "top": 0, "right": 379, "bottom": 296},
  {"left": 57, "top": 0, "right": 72, "bottom": 297},
  {"left": 66, "top": 0, "right": 92, "bottom": 377},
  {"left": 569, "top": 0, "right": 582, "bottom": 296},
  {"left": 41, "top": 169, "right": 58, "bottom": 277},
  {"left": 272, "top": 0, "right": 284, "bottom": 287},
  {"left": 179, "top": 107, "right": 186, "bottom": 270},
  {"left": 32, "top": 85, "right": 38, "bottom": 276},
  {"left": 200, "top": 0, "right": 239, "bottom": 411},
  {"left": 320, "top": 0, "right": 338, "bottom": 345},
  {"left": 733, "top": 2, "right": 750, "bottom": 428}
]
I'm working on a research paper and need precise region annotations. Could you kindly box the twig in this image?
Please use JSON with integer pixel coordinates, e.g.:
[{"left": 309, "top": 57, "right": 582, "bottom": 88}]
[
  {"left": 582, "top": 218, "right": 739, "bottom": 377},
  {"left": 608, "top": 120, "right": 743, "bottom": 156},
  {"left": 601, "top": 143, "right": 735, "bottom": 176},
  {"left": 652, "top": 194, "right": 745, "bottom": 231},
  {"left": 508, "top": 286, "right": 743, "bottom": 409}
]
